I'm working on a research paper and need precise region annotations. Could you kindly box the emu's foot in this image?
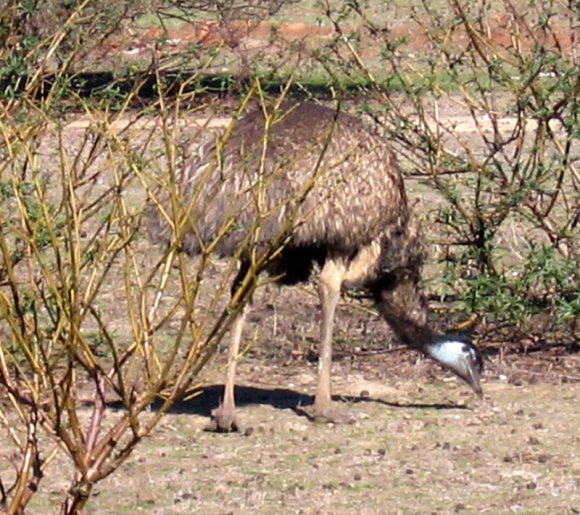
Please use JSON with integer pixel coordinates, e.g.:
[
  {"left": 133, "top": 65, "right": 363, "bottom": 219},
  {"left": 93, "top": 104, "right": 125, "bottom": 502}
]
[
  {"left": 300, "top": 405, "right": 356, "bottom": 425},
  {"left": 205, "top": 405, "right": 243, "bottom": 433}
]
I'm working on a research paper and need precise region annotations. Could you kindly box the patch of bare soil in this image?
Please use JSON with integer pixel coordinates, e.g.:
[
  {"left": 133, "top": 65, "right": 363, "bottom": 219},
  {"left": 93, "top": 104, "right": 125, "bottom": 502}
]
[
  {"left": 97, "top": 15, "right": 577, "bottom": 64},
  {"left": 28, "top": 367, "right": 580, "bottom": 513}
]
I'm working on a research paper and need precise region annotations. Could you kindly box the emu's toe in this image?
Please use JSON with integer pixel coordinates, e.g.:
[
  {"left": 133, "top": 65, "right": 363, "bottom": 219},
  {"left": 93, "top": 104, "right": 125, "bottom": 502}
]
[
  {"left": 206, "top": 406, "right": 243, "bottom": 433},
  {"left": 299, "top": 405, "right": 356, "bottom": 425}
]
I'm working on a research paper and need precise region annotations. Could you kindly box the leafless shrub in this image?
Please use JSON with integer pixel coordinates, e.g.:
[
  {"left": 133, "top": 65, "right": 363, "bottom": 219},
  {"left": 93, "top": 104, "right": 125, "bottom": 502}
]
[{"left": 0, "top": 4, "right": 309, "bottom": 512}]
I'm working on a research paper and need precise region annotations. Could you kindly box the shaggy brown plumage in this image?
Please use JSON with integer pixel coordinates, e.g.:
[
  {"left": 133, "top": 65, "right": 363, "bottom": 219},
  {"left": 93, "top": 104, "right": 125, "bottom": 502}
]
[
  {"left": 147, "top": 102, "right": 419, "bottom": 287},
  {"left": 147, "top": 101, "right": 481, "bottom": 431}
]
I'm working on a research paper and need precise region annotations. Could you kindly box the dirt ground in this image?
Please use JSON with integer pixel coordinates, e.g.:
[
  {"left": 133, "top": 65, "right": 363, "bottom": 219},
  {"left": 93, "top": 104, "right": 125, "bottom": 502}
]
[
  {"left": 98, "top": 8, "right": 577, "bottom": 66},
  {"left": 98, "top": 287, "right": 579, "bottom": 515},
  {"left": 25, "top": 308, "right": 580, "bottom": 513},
  {"left": 103, "top": 378, "right": 580, "bottom": 515}
]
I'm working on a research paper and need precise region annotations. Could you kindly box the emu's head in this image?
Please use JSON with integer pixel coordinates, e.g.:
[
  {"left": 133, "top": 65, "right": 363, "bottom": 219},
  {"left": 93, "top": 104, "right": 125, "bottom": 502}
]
[
  {"left": 424, "top": 335, "right": 484, "bottom": 397},
  {"left": 375, "top": 267, "right": 484, "bottom": 397}
]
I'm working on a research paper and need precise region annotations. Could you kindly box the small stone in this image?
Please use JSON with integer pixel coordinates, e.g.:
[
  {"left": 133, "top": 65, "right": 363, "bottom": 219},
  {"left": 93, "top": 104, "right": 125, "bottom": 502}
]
[
  {"left": 405, "top": 468, "right": 414, "bottom": 475},
  {"left": 377, "top": 448, "right": 387, "bottom": 456},
  {"left": 353, "top": 473, "right": 362, "bottom": 481},
  {"left": 360, "top": 390, "right": 370, "bottom": 397},
  {"left": 244, "top": 427, "right": 254, "bottom": 437}
]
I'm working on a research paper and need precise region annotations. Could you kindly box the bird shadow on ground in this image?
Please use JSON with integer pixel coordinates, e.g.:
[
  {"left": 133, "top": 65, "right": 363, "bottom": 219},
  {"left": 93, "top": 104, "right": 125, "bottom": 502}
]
[{"left": 108, "top": 384, "right": 472, "bottom": 418}]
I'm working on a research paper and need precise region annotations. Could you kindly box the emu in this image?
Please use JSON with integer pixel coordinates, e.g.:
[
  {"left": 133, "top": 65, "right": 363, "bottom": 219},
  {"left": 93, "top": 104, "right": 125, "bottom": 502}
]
[{"left": 147, "top": 101, "right": 483, "bottom": 431}]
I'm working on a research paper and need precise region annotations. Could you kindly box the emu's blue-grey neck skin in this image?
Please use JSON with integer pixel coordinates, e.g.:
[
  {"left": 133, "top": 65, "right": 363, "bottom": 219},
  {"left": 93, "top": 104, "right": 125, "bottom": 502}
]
[{"left": 425, "top": 337, "right": 484, "bottom": 397}]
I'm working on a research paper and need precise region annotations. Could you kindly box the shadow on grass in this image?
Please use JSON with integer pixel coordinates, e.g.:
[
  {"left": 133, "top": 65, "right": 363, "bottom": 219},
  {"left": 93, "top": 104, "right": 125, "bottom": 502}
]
[{"left": 108, "top": 383, "right": 472, "bottom": 418}]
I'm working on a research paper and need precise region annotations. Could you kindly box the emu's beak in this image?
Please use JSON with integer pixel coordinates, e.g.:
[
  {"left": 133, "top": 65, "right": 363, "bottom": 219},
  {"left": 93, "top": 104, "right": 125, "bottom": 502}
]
[{"left": 461, "top": 355, "right": 483, "bottom": 398}]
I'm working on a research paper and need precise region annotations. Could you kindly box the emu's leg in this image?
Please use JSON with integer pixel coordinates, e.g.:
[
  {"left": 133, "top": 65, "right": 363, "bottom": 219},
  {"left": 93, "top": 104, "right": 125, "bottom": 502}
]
[
  {"left": 207, "top": 304, "right": 248, "bottom": 432},
  {"left": 207, "top": 261, "right": 251, "bottom": 433},
  {"left": 312, "top": 258, "right": 353, "bottom": 424}
]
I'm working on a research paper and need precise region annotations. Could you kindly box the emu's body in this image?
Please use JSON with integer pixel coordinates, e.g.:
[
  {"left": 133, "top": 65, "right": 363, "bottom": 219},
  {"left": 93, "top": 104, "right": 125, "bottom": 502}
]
[{"left": 148, "top": 101, "right": 483, "bottom": 430}]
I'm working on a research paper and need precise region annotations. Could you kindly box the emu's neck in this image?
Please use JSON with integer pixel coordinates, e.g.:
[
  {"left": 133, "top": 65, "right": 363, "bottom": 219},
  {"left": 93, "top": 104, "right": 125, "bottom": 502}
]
[
  {"left": 373, "top": 283, "right": 436, "bottom": 353},
  {"left": 378, "top": 307, "right": 436, "bottom": 352}
]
